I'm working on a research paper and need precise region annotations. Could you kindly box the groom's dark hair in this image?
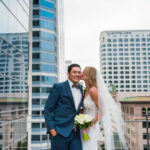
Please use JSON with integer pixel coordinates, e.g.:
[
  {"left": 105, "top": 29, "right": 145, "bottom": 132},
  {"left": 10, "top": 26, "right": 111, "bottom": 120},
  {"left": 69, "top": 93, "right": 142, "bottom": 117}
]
[{"left": 68, "top": 63, "right": 81, "bottom": 73}]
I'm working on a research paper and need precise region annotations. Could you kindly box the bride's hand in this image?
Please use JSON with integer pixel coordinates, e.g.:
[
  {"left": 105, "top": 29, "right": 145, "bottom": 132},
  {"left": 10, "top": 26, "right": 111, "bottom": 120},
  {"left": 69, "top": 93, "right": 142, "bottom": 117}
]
[
  {"left": 91, "top": 118, "right": 98, "bottom": 126},
  {"left": 82, "top": 127, "right": 90, "bottom": 134}
]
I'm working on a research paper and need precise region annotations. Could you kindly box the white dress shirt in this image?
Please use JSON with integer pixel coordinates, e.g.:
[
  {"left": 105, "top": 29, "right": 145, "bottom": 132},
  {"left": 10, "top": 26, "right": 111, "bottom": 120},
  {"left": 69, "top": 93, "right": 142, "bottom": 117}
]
[{"left": 68, "top": 79, "right": 82, "bottom": 110}]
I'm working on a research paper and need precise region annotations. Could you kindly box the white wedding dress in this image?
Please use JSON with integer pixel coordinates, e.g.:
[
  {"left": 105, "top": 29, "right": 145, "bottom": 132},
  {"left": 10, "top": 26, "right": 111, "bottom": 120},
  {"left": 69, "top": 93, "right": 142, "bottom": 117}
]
[{"left": 81, "top": 95, "right": 100, "bottom": 150}]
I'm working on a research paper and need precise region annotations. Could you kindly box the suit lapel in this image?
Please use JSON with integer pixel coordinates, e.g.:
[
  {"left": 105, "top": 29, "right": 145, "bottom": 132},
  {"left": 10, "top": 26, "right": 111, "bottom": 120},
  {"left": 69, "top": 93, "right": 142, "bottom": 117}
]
[
  {"left": 64, "top": 80, "right": 76, "bottom": 111},
  {"left": 76, "top": 85, "right": 84, "bottom": 113}
]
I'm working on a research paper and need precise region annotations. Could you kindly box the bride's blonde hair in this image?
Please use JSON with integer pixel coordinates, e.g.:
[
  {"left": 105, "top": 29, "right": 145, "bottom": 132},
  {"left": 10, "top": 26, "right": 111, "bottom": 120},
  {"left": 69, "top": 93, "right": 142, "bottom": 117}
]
[{"left": 84, "top": 66, "right": 97, "bottom": 88}]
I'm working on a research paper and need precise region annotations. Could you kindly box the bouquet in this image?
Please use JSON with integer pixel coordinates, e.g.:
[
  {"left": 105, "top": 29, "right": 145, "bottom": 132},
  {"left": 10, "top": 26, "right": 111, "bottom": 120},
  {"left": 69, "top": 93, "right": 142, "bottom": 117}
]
[{"left": 75, "top": 114, "right": 93, "bottom": 141}]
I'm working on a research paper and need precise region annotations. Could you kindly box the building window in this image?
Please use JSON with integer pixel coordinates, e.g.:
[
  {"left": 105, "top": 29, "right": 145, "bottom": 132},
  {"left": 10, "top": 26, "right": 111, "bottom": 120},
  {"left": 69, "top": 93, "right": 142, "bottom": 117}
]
[
  {"left": 120, "top": 80, "right": 124, "bottom": 83},
  {"left": 41, "top": 99, "right": 47, "bottom": 105},
  {"left": 143, "top": 133, "right": 150, "bottom": 139},
  {"left": 41, "top": 87, "right": 51, "bottom": 93},
  {"left": 42, "top": 135, "right": 48, "bottom": 141},
  {"left": 33, "top": 42, "right": 40, "bottom": 48},
  {"left": 32, "top": 123, "right": 40, "bottom": 129},
  {"left": 124, "top": 38, "right": 128, "bottom": 42},
  {"left": 107, "top": 39, "right": 111, "bottom": 42},
  {"left": 42, "top": 123, "right": 46, "bottom": 128},
  {"left": 32, "top": 87, "right": 40, "bottom": 93},
  {"left": 32, "top": 111, "right": 40, "bottom": 118},
  {"left": 0, "top": 133, "right": 3, "bottom": 140},
  {"left": 113, "top": 39, "right": 117, "bottom": 42},
  {"left": 119, "top": 38, "right": 123, "bottom": 42},
  {"left": 144, "top": 145, "right": 150, "bottom": 150},
  {"left": 33, "top": 0, "right": 39, "bottom": 4},
  {"left": 32, "top": 76, "right": 40, "bottom": 81},
  {"left": 33, "top": 31, "right": 40, "bottom": 37},
  {"left": 32, "top": 99, "right": 40, "bottom": 105},
  {"left": 127, "top": 107, "right": 129, "bottom": 114},
  {"left": 142, "top": 38, "right": 146, "bottom": 42},
  {"left": 32, "top": 135, "right": 40, "bottom": 143},
  {"left": 142, "top": 108, "right": 146, "bottom": 116},
  {"left": 143, "top": 122, "right": 150, "bottom": 128},
  {"left": 32, "top": 53, "right": 40, "bottom": 59},
  {"left": 147, "top": 108, "right": 150, "bottom": 116},
  {"left": 136, "top": 38, "right": 140, "bottom": 42},
  {"left": 33, "top": 10, "right": 39, "bottom": 15},
  {"left": 32, "top": 64, "right": 40, "bottom": 71},
  {"left": 130, "top": 107, "right": 134, "bottom": 114},
  {"left": 10, "top": 132, "right": 13, "bottom": 138},
  {"left": 33, "top": 20, "right": 39, "bottom": 26},
  {"left": 130, "top": 38, "right": 134, "bottom": 42}
]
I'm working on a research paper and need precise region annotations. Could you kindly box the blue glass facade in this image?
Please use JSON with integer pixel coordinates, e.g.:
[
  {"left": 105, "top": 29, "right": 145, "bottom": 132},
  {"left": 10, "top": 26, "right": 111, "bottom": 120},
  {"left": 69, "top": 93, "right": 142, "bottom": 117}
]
[
  {"left": 31, "top": 0, "right": 58, "bottom": 149},
  {"left": 0, "top": 0, "right": 29, "bottom": 149},
  {"left": 0, "top": 33, "right": 28, "bottom": 93}
]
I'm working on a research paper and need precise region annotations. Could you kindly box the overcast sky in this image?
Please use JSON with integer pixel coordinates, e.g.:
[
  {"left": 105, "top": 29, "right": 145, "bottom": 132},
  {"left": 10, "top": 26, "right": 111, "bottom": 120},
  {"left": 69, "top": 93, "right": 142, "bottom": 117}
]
[{"left": 64, "top": 0, "right": 150, "bottom": 70}]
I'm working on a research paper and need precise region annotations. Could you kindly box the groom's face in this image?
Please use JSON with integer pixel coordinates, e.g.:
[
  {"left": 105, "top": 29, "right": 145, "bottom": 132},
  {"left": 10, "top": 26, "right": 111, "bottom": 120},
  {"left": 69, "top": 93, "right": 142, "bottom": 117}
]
[{"left": 67, "top": 67, "right": 81, "bottom": 84}]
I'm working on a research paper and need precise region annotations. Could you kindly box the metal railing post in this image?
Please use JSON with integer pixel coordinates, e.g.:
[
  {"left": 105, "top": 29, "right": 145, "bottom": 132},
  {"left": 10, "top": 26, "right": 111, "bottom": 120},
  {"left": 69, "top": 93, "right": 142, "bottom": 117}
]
[
  {"left": 146, "top": 114, "right": 149, "bottom": 150},
  {"left": 47, "top": 134, "right": 50, "bottom": 150}
]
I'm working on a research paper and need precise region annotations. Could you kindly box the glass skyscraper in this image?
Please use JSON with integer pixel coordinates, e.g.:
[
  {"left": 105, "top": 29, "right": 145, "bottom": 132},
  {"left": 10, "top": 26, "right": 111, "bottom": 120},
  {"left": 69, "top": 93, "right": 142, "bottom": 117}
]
[
  {"left": 0, "top": 33, "right": 28, "bottom": 94},
  {"left": 100, "top": 30, "right": 150, "bottom": 92},
  {"left": 0, "top": 0, "right": 65, "bottom": 149},
  {"left": 0, "top": 0, "right": 29, "bottom": 149},
  {"left": 28, "top": 0, "right": 65, "bottom": 149}
]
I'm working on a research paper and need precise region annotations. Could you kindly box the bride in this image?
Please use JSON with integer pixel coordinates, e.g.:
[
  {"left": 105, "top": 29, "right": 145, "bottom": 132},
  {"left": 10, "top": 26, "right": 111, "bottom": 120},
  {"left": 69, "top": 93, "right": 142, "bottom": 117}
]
[{"left": 81, "top": 66, "right": 128, "bottom": 150}]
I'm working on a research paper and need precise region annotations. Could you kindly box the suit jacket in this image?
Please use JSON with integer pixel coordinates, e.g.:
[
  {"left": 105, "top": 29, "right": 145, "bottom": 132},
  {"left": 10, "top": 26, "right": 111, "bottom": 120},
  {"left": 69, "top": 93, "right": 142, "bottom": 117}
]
[{"left": 44, "top": 80, "right": 84, "bottom": 137}]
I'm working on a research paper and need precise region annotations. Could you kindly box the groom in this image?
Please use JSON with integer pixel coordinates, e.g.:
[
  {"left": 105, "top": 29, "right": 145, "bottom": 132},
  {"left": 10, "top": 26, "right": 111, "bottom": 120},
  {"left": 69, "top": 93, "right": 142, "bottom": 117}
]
[{"left": 44, "top": 63, "right": 84, "bottom": 150}]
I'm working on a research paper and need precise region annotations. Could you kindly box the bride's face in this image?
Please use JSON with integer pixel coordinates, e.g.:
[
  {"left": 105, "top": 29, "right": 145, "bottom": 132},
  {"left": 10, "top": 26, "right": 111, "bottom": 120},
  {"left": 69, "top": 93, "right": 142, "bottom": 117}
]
[{"left": 81, "top": 70, "right": 86, "bottom": 81}]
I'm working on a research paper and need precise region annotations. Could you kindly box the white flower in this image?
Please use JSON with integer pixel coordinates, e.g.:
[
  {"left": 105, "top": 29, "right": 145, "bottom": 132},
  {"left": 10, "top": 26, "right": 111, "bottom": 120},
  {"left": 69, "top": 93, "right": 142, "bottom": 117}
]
[
  {"left": 84, "top": 114, "right": 93, "bottom": 122},
  {"left": 75, "top": 114, "right": 93, "bottom": 125}
]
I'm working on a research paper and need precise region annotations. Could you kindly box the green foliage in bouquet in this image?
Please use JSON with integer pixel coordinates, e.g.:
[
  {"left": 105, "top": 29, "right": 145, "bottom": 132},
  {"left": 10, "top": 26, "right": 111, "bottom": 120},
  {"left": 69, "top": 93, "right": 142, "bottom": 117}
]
[
  {"left": 75, "top": 120, "right": 92, "bottom": 129},
  {"left": 100, "top": 143, "right": 105, "bottom": 150}
]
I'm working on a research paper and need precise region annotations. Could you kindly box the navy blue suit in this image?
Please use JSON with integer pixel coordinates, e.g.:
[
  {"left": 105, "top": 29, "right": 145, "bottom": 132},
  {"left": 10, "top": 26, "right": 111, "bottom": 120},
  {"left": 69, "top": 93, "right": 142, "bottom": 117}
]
[{"left": 44, "top": 80, "right": 84, "bottom": 150}]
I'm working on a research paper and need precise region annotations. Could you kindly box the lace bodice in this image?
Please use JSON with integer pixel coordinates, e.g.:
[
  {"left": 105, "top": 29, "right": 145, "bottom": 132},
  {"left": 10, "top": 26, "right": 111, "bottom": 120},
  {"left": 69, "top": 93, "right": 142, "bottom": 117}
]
[
  {"left": 82, "top": 95, "right": 101, "bottom": 150},
  {"left": 83, "top": 95, "right": 98, "bottom": 119}
]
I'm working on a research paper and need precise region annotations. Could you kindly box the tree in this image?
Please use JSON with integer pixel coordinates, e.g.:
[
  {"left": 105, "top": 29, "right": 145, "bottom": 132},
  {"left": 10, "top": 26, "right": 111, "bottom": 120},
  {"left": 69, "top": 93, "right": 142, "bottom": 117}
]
[{"left": 16, "top": 141, "right": 27, "bottom": 150}]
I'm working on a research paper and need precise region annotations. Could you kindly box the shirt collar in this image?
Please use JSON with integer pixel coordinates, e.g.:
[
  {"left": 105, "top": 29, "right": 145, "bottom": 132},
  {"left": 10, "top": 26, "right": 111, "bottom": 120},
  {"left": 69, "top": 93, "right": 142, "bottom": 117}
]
[{"left": 68, "top": 79, "right": 74, "bottom": 88}]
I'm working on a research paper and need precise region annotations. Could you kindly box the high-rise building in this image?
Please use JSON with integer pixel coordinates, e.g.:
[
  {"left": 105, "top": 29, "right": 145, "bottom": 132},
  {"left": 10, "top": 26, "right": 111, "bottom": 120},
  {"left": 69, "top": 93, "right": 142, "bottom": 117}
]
[
  {"left": 0, "top": 33, "right": 28, "bottom": 150},
  {"left": 28, "top": 0, "right": 65, "bottom": 149},
  {"left": 100, "top": 30, "right": 150, "bottom": 92},
  {"left": 0, "top": 0, "right": 65, "bottom": 149},
  {"left": 0, "top": 0, "right": 29, "bottom": 149},
  {"left": 0, "top": 33, "right": 28, "bottom": 94}
]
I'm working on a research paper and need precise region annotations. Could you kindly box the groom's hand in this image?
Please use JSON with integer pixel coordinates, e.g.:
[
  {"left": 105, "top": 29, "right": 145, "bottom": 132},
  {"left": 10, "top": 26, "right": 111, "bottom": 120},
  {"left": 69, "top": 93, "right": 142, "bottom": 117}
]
[{"left": 50, "top": 129, "right": 57, "bottom": 137}]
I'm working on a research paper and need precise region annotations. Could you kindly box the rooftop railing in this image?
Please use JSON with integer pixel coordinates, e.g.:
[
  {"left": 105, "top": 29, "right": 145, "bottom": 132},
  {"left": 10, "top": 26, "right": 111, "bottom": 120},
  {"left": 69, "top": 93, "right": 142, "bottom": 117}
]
[{"left": 0, "top": 112, "right": 149, "bottom": 150}]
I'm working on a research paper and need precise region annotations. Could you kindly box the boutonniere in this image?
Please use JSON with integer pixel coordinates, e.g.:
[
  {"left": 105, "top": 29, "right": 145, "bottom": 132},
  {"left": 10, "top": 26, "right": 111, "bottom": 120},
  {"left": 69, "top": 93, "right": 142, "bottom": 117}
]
[{"left": 82, "top": 86, "right": 86, "bottom": 94}]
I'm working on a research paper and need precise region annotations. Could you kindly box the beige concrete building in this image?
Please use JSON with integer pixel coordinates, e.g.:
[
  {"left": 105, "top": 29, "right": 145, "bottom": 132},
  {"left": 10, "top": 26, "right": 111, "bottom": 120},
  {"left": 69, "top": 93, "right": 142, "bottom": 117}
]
[
  {"left": 0, "top": 97, "right": 27, "bottom": 150},
  {"left": 120, "top": 96, "right": 150, "bottom": 150}
]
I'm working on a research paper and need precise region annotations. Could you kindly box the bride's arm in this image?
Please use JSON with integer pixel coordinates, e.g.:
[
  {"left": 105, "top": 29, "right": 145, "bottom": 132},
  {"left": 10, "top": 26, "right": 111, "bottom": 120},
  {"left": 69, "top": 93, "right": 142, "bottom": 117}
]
[{"left": 89, "top": 87, "right": 99, "bottom": 125}]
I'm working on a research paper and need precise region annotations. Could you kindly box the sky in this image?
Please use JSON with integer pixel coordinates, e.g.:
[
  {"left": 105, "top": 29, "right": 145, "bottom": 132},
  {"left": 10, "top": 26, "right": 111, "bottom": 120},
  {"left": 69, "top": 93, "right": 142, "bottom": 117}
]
[{"left": 64, "top": 0, "right": 150, "bottom": 70}]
